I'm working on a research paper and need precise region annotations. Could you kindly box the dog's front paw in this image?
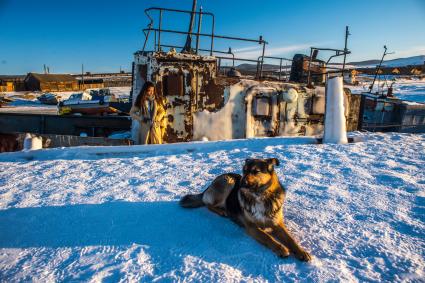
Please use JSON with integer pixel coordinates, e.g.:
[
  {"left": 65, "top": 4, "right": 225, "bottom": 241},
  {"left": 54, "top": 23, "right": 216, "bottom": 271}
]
[
  {"left": 295, "top": 250, "right": 312, "bottom": 262},
  {"left": 275, "top": 245, "right": 290, "bottom": 258}
]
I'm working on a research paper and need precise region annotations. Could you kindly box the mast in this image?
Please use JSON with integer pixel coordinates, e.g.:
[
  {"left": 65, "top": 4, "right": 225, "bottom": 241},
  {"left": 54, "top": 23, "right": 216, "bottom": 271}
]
[
  {"left": 369, "top": 46, "right": 388, "bottom": 93},
  {"left": 182, "top": 0, "right": 197, "bottom": 53},
  {"left": 342, "top": 26, "right": 350, "bottom": 75}
]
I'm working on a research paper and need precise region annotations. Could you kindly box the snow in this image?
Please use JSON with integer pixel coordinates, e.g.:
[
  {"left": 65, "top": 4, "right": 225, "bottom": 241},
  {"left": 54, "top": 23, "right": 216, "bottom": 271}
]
[
  {"left": 323, "top": 76, "right": 348, "bottom": 144},
  {"left": 23, "top": 133, "right": 43, "bottom": 150},
  {"left": 0, "top": 132, "right": 424, "bottom": 282},
  {"left": 348, "top": 76, "right": 425, "bottom": 103},
  {"left": 193, "top": 83, "right": 246, "bottom": 141},
  {"left": 353, "top": 55, "right": 425, "bottom": 68}
]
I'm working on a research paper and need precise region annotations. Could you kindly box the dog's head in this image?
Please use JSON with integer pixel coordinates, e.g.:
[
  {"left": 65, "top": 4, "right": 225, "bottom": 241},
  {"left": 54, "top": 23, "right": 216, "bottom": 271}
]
[{"left": 241, "top": 158, "right": 280, "bottom": 189}]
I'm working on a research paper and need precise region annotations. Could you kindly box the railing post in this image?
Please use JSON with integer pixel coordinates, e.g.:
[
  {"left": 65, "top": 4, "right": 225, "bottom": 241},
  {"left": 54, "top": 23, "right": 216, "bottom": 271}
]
[
  {"left": 210, "top": 16, "right": 215, "bottom": 56},
  {"left": 158, "top": 10, "right": 163, "bottom": 51},
  {"left": 279, "top": 58, "right": 282, "bottom": 81},
  {"left": 259, "top": 37, "right": 266, "bottom": 79},
  {"left": 195, "top": 7, "right": 202, "bottom": 54},
  {"left": 307, "top": 48, "right": 313, "bottom": 85}
]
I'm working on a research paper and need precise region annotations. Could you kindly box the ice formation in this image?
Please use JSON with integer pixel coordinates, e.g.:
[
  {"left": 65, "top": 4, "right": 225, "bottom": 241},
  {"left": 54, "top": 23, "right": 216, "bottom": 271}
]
[
  {"left": 323, "top": 76, "right": 348, "bottom": 144},
  {"left": 23, "top": 133, "right": 43, "bottom": 150}
]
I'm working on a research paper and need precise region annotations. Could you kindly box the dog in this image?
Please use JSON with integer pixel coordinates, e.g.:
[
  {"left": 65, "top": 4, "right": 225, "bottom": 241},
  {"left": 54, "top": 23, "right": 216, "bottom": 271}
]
[{"left": 180, "top": 158, "right": 312, "bottom": 261}]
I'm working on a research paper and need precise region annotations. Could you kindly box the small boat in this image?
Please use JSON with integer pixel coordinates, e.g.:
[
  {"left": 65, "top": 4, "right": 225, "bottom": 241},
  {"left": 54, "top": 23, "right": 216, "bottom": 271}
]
[
  {"left": 37, "top": 93, "right": 58, "bottom": 105},
  {"left": 58, "top": 92, "right": 119, "bottom": 115}
]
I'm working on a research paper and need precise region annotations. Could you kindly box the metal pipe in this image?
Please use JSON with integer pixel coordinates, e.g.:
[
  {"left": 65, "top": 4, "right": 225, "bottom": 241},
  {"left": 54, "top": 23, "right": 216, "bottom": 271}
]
[
  {"left": 144, "top": 7, "right": 215, "bottom": 53},
  {"left": 342, "top": 26, "right": 350, "bottom": 75},
  {"left": 310, "top": 47, "right": 347, "bottom": 52},
  {"left": 154, "top": 29, "right": 157, "bottom": 51},
  {"left": 81, "top": 64, "right": 84, "bottom": 89},
  {"left": 142, "top": 8, "right": 155, "bottom": 52},
  {"left": 143, "top": 28, "right": 264, "bottom": 44},
  {"left": 279, "top": 58, "right": 282, "bottom": 81},
  {"left": 369, "top": 46, "right": 387, "bottom": 93},
  {"left": 158, "top": 10, "right": 163, "bottom": 51},
  {"left": 160, "top": 44, "right": 230, "bottom": 56},
  {"left": 210, "top": 16, "right": 215, "bottom": 55},
  {"left": 182, "top": 0, "right": 197, "bottom": 53},
  {"left": 258, "top": 55, "right": 292, "bottom": 61},
  {"left": 195, "top": 6, "right": 202, "bottom": 54},
  {"left": 259, "top": 37, "right": 266, "bottom": 79},
  {"left": 145, "top": 7, "right": 213, "bottom": 17},
  {"left": 307, "top": 48, "right": 313, "bottom": 85},
  {"left": 142, "top": 26, "right": 151, "bottom": 52}
]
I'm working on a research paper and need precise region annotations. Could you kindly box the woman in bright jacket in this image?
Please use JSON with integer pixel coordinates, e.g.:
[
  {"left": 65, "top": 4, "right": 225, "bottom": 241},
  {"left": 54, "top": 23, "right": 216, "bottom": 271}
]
[{"left": 130, "top": 81, "right": 167, "bottom": 144}]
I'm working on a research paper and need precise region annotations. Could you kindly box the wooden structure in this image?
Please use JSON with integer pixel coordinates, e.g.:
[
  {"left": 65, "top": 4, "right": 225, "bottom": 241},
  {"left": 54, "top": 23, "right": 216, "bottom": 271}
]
[
  {"left": 0, "top": 75, "right": 26, "bottom": 92},
  {"left": 0, "top": 82, "right": 14, "bottom": 92},
  {"left": 24, "top": 73, "right": 79, "bottom": 92},
  {"left": 78, "top": 78, "right": 105, "bottom": 90}
]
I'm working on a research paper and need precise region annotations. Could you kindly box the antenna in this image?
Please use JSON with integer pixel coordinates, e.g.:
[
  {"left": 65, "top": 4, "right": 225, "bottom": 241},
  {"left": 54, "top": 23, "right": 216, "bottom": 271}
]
[
  {"left": 368, "top": 45, "right": 395, "bottom": 93},
  {"left": 81, "top": 64, "right": 84, "bottom": 89},
  {"left": 342, "top": 26, "right": 350, "bottom": 74}
]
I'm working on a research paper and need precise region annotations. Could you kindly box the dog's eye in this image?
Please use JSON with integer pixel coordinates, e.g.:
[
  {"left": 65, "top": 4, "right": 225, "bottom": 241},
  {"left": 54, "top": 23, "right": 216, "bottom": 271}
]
[{"left": 252, "top": 169, "right": 261, "bottom": 174}]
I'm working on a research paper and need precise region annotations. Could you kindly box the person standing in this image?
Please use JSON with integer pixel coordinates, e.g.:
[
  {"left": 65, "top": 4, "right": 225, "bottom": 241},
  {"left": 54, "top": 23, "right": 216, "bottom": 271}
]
[{"left": 130, "top": 82, "right": 167, "bottom": 144}]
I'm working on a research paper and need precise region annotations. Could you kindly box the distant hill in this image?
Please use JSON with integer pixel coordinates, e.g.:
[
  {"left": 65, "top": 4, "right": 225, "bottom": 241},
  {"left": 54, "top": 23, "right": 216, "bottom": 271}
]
[
  {"left": 233, "top": 55, "right": 425, "bottom": 72},
  {"left": 235, "top": 63, "right": 289, "bottom": 72},
  {"left": 349, "top": 55, "right": 425, "bottom": 68},
  {"left": 347, "top": 59, "right": 381, "bottom": 66}
]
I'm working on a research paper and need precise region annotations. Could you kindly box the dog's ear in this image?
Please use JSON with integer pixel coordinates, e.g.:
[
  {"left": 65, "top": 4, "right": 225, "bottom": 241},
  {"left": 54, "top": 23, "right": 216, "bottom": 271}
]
[
  {"left": 267, "top": 158, "right": 280, "bottom": 166},
  {"left": 266, "top": 158, "right": 279, "bottom": 172},
  {"left": 245, "top": 158, "right": 253, "bottom": 165}
]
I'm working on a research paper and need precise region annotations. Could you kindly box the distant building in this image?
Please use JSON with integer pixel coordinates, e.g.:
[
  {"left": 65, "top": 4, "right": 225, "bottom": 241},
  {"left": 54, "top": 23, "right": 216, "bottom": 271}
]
[
  {"left": 78, "top": 78, "right": 105, "bottom": 90},
  {"left": 0, "top": 75, "right": 26, "bottom": 92},
  {"left": 24, "top": 73, "right": 79, "bottom": 92}
]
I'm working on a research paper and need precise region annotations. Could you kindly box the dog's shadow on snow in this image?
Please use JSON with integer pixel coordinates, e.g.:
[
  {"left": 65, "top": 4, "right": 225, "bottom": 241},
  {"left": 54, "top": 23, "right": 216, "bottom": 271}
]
[{"left": 0, "top": 201, "right": 303, "bottom": 276}]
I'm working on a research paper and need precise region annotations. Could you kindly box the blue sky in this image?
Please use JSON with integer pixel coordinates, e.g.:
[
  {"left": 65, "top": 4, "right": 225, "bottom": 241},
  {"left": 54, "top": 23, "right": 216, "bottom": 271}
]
[{"left": 0, "top": 0, "right": 424, "bottom": 74}]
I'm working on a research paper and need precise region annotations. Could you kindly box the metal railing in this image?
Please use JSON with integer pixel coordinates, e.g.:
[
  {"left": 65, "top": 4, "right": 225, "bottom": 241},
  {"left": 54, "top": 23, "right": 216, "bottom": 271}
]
[
  {"left": 257, "top": 56, "right": 292, "bottom": 81},
  {"left": 306, "top": 47, "right": 351, "bottom": 85},
  {"left": 141, "top": 7, "right": 269, "bottom": 79}
]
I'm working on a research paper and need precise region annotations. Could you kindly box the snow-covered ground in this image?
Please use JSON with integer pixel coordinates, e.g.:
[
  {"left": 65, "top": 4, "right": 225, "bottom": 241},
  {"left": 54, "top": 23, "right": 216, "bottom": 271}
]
[
  {"left": 348, "top": 76, "right": 425, "bottom": 103},
  {"left": 0, "top": 132, "right": 424, "bottom": 282}
]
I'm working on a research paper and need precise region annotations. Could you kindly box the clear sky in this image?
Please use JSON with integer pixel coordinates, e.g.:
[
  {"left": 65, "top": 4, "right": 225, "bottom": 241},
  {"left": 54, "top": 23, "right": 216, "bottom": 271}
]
[{"left": 0, "top": 0, "right": 424, "bottom": 74}]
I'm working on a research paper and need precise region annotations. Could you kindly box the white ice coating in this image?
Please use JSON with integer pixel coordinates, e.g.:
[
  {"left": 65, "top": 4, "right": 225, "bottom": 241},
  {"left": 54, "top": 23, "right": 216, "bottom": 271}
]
[
  {"left": 193, "top": 83, "right": 246, "bottom": 141},
  {"left": 193, "top": 81, "right": 329, "bottom": 141},
  {"left": 245, "top": 86, "right": 278, "bottom": 138},
  {"left": 323, "top": 76, "right": 348, "bottom": 144},
  {"left": 23, "top": 133, "right": 43, "bottom": 151}
]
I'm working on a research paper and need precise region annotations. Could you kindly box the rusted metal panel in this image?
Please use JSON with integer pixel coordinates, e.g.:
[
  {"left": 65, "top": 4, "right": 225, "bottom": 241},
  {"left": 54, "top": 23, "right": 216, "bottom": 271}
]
[{"left": 133, "top": 51, "right": 220, "bottom": 143}]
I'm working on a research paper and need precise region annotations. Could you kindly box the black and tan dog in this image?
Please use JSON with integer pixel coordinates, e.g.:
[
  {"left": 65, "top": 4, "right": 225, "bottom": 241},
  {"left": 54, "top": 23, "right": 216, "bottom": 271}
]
[{"left": 180, "top": 158, "right": 312, "bottom": 261}]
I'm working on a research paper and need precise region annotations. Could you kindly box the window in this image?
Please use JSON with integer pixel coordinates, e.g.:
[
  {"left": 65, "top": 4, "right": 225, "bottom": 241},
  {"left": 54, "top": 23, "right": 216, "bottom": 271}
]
[
  {"left": 163, "top": 74, "right": 184, "bottom": 96},
  {"left": 252, "top": 95, "right": 271, "bottom": 118}
]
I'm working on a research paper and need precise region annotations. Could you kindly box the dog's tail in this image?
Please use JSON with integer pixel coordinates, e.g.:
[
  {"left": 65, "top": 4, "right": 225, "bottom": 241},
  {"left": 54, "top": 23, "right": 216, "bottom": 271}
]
[{"left": 179, "top": 192, "right": 205, "bottom": 208}]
